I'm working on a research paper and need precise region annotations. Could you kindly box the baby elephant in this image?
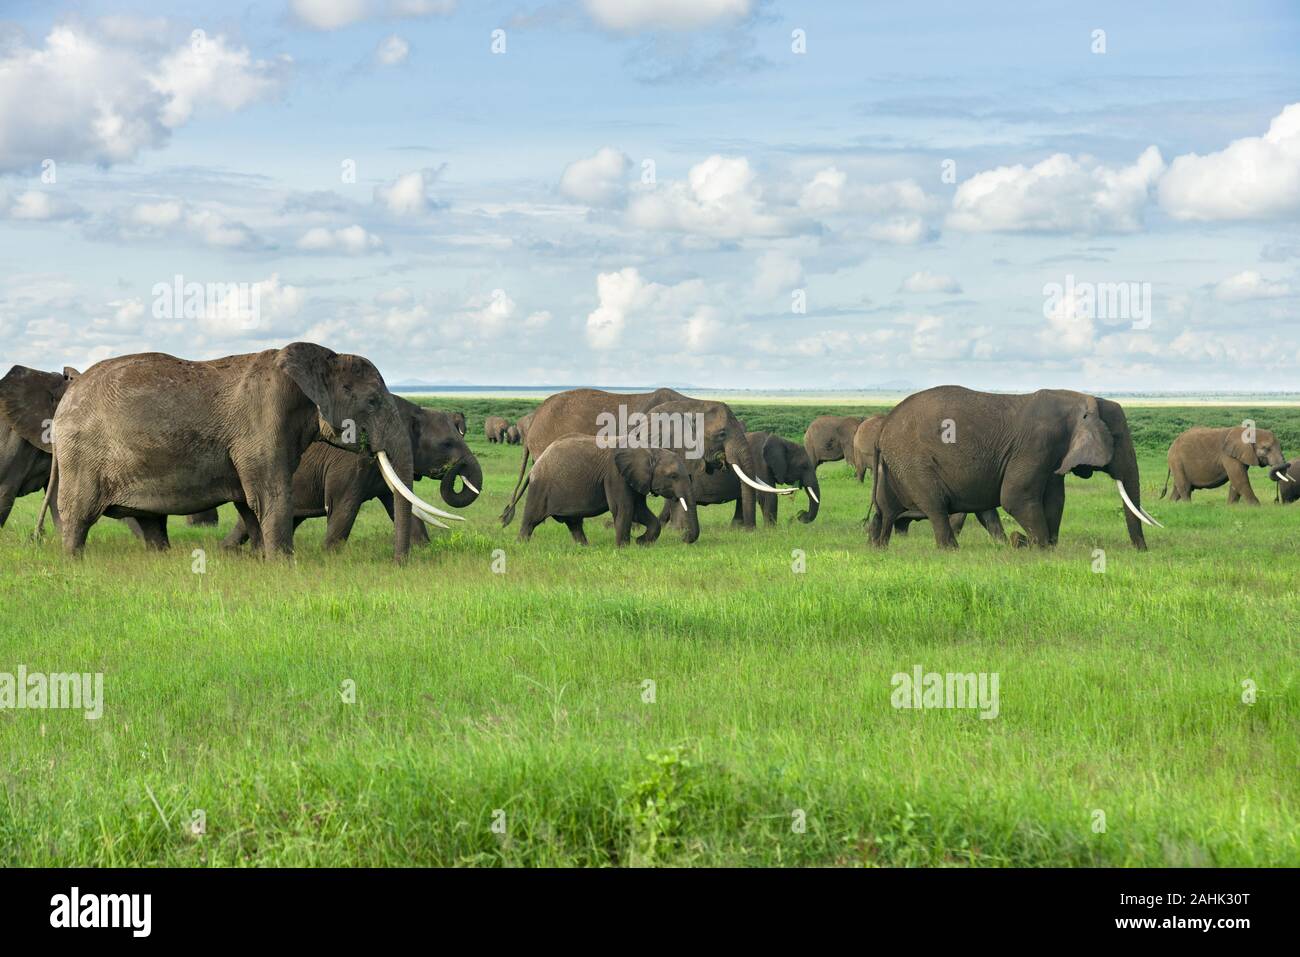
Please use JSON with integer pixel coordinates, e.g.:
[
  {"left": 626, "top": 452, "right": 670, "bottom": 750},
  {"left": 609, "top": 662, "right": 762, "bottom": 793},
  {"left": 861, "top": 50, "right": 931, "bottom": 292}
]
[
  {"left": 1163, "top": 425, "right": 1290, "bottom": 504},
  {"left": 518, "top": 435, "right": 698, "bottom": 546}
]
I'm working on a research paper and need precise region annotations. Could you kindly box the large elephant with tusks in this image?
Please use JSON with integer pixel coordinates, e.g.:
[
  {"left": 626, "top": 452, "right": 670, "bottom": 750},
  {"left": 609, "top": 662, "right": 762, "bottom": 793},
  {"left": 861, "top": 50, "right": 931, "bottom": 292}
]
[{"left": 500, "top": 388, "right": 793, "bottom": 529}]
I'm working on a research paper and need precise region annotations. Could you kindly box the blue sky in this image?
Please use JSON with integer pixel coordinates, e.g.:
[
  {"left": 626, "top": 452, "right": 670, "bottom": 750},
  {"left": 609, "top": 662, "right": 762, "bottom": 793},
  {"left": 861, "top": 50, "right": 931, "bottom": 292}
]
[{"left": 1, "top": 0, "right": 1298, "bottom": 390}]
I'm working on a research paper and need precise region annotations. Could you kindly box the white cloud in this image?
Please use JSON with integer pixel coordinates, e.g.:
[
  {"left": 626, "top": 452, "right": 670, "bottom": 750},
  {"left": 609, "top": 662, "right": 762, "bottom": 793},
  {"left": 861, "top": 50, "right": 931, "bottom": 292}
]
[
  {"left": 1213, "top": 270, "right": 1291, "bottom": 302},
  {"left": 627, "top": 155, "right": 804, "bottom": 239},
  {"left": 375, "top": 34, "right": 411, "bottom": 66},
  {"left": 1040, "top": 286, "right": 1097, "bottom": 355},
  {"left": 582, "top": 0, "right": 752, "bottom": 32},
  {"left": 585, "top": 267, "right": 712, "bottom": 350},
  {"left": 900, "top": 271, "right": 962, "bottom": 294},
  {"left": 2, "top": 190, "right": 83, "bottom": 221},
  {"left": 560, "top": 147, "right": 630, "bottom": 206},
  {"left": 1159, "top": 103, "right": 1300, "bottom": 222},
  {"left": 948, "top": 146, "right": 1165, "bottom": 234},
  {"left": 375, "top": 169, "right": 436, "bottom": 217},
  {"left": 524, "top": 310, "right": 552, "bottom": 330},
  {"left": 0, "top": 26, "right": 289, "bottom": 172},
  {"left": 296, "top": 224, "right": 384, "bottom": 254},
  {"left": 102, "top": 200, "right": 262, "bottom": 249},
  {"left": 902, "top": 313, "right": 995, "bottom": 361},
  {"left": 799, "top": 167, "right": 931, "bottom": 216},
  {"left": 753, "top": 251, "right": 804, "bottom": 300},
  {"left": 868, "top": 216, "right": 930, "bottom": 245},
  {"left": 467, "top": 288, "right": 516, "bottom": 332},
  {"left": 199, "top": 273, "right": 307, "bottom": 336},
  {"left": 290, "top": 0, "right": 456, "bottom": 31}
]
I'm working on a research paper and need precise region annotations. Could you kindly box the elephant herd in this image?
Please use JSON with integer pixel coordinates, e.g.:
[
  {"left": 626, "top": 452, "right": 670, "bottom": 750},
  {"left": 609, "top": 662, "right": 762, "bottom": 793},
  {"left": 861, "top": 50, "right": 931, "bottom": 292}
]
[{"left": 1, "top": 346, "right": 1294, "bottom": 559}]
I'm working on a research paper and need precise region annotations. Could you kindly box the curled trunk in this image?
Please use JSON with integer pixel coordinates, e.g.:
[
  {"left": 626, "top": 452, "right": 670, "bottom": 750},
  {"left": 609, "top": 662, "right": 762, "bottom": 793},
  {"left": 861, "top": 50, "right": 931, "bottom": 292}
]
[
  {"left": 796, "top": 470, "right": 821, "bottom": 523},
  {"left": 440, "top": 453, "right": 483, "bottom": 509}
]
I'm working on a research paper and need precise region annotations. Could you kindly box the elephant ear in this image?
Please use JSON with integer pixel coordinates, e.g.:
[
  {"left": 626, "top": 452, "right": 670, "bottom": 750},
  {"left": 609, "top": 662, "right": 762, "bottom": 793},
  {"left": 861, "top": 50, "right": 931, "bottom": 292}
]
[
  {"left": 1221, "top": 428, "right": 1257, "bottom": 467},
  {"left": 0, "top": 365, "right": 67, "bottom": 451},
  {"left": 613, "top": 448, "right": 655, "bottom": 495},
  {"left": 761, "top": 434, "right": 791, "bottom": 483},
  {"left": 274, "top": 342, "right": 341, "bottom": 430},
  {"left": 1055, "top": 396, "right": 1115, "bottom": 475}
]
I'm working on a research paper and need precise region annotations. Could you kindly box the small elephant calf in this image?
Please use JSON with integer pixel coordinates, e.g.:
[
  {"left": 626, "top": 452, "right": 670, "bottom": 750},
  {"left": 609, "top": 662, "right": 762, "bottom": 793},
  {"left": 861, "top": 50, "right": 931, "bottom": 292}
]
[{"left": 518, "top": 435, "right": 697, "bottom": 546}]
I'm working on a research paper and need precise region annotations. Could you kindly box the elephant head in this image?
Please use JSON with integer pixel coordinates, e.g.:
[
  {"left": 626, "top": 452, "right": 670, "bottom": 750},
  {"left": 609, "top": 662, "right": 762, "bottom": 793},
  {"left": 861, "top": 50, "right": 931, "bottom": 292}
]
[
  {"left": 506, "top": 424, "right": 521, "bottom": 445},
  {"left": 642, "top": 399, "right": 791, "bottom": 527},
  {"left": 614, "top": 447, "right": 698, "bottom": 543},
  {"left": 758, "top": 433, "right": 821, "bottom": 522},
  {"left": 0, "top": 365, "right": 76, "bottom": 528},
  {"left": 1273, "top": 459, "right": 1300, "bottom": 502},
  {"left": 445, "top": 411, "right": 467, "bottom": 436},
  {"left": 1224, "top": 427, "right": 1287, "bottom": 473},
  {"left": 395, "top": 398, "right": 483, "bottom": 509},
  {"left": 1053, "top": 394, "right": 1159, "bottom": 549},
  {"left": 275, "top": 342, "right": 423, "bottom": 561}
]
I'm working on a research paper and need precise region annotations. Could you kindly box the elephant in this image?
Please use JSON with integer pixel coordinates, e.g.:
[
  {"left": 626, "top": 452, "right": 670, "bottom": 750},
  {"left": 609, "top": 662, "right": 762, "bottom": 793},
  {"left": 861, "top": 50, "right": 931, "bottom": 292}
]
[
  {"left": 484, "top": 415, "right": 509, "bottom": 443},
  {"left": 500, "top": 388, "right": 791, "bottom": 530},
  {"left": 1162, "top": 426, "right": 1290, "bottom": 504},
  {"left": 505, "top": 424, "right": 522, "bottom": 445},
  {"left": 0, "top": 365, "right": 75, "bottom": 529},
  {"left": 48, "top": 342, "right": 460, "bottom": 559},
  {"left": 517, "top": 434, "right": 697, "bottom": 546},
  {"left": 1275, "top": 458, "right": 1300, "bottom": 503},
  {"left": 442, "top": 410, "right": 467, "bottom": 436},
  {"left": 515, "top": 411, "right": 535, "bottom": 443},
  {"left": 868, "top": 386, "right": 1159, "bottom": 550},
  {"left": 852, "top": 412, "right": 1005, "bottom": 542},
  {"left": 804, "top": 414, "right": 864, "bottom": 472},
  {"left": 223, "top": 400, "right": 482, "bottom": 550},
  {"left": 187, "top": 509, "right": 220, "bottom": 526},
  {"left": 658, "top": 430, "right": 820, "bottom": 527}
]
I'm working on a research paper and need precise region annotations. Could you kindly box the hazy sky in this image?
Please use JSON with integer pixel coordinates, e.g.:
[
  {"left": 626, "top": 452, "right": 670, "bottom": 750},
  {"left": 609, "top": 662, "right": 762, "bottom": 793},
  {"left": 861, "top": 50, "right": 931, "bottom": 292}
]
[{"left": 1, "top": 0, "right": 1298, "bottom": 391}]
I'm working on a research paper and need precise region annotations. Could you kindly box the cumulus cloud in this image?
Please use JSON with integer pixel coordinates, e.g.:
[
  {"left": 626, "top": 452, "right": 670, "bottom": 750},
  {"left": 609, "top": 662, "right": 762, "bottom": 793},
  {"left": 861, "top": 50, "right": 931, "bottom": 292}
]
[
  {"left": 374, "top": 169, "right": 439, "bottom": 216},
  {"left": 296, "top": 224, "right": 384, "bottom": 254},
  {"left": 627, "top": 155, "right": 806, "bottom": 239},
  {"left": 585, "top": 267, "right": 712, "bottom": 349},
  {"left": 560, "top": 147, "right": 630, "bottom": 207},
  {"left": 753, "top": 250, "right": 805, "bottom": 300},
  {"left": 900, "top": 271, "right": 962, "bottom": 294},
  {"left": 198, "top": 273, "right": 307, "bottom": 336},
  {"left": 798, "top": 168, "right": 931, "bottom": 216},
  {"left": 1213, "top": 270, "right": 1292, "bottom": 302},
  {"left": 1040, "top": 285, "right": 1098, "bottom": 355},
  {"left": 374, "top": 34, "right": 410, "bottom": 65},
  {"left": 1159, "top": 102, "right": 1300, "bottom": 222},
  {"left": 948, "top": 147, "right": 1165, "bottom": 234},
  {"left": 582, "top": 0, "right": 752, "bottom": 32},
  {"left": 290, "top": 0, "right": 456, "bottom": 31},
  {"left": 92, "top": 199, "right": 263, "bottom": 249},
  {"left": 0, "top": 25, "right": 289, "bottom": 173},
  {"left": 1, "top": 190, "right": 84, "bottom": 222},
  {"left": 902, "top": 313, "right": 995, "bottom": 361},
  {"left": 868, "top": 216, "right": 931, "bottom": 245}
]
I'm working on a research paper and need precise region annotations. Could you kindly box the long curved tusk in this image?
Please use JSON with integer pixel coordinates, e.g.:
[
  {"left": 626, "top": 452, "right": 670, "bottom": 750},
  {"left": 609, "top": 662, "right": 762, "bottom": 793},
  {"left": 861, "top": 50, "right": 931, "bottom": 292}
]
[
  {"left": 1279, "top": 472, "right": 1294, "bottom": 484},
  {"left": 460, "top": 476, "right": 481, "bottom": 495},
  {"left": 679, "top": 497, "right": 688, "bottom": 512},
  {"left": 415, "top": 507, "right": 450, "bottom": 529},
  {"left": 378, "top": 450, "right": 465, "bottom": 521},
  {"left": 807, "top": 487, "right": 820, "bottom": 504},
  {"left": 1116, "top": 479, "right": 1162, "bottom": 528},
  {"left": 732, "top": 463, "right": 796, "bottom": 496}
]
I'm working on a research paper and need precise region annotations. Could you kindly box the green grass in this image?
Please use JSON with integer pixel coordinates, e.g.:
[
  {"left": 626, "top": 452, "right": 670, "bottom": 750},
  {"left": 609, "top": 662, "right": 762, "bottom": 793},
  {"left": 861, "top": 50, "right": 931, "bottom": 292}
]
[{"left": 0, "top": 400, "right": 1296, "bottom": 866}]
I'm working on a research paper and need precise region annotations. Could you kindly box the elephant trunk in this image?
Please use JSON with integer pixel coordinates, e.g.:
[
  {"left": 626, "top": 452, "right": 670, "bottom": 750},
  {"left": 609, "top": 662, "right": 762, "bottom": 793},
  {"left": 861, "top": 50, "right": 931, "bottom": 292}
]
[
  {"left": 440, "top": 452, "right": 483, "bottom": 509},
  {"left": 796, "top": 468, "right": 820, "bottom": 523},
  {"left": 373, "top": 417, "right": 414, "bottom": 562},
  {"left": 725, "top": 432, "right": 759, "bottom": 528},
  {"left": 1110, "top": 435, "right": 1149, "bottom": 550},
  {"left": 681, "top": 491, "right": 699, "bottom": 544}
]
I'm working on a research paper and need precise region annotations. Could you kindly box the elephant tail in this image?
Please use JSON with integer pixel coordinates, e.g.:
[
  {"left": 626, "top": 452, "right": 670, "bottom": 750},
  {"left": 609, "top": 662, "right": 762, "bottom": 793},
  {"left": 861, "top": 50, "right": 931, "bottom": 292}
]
[
  {"left": 34, "top": 447, "right": 57, "bottom": 541},
  {"left": 499, "top": 446, "right": 532, "bottom": 526},
  {"left": 865, "top": 443, "right": 882, "bottom": 526},
  {"left": 1159, "top": 468, "right": 1170, "bottom": 499}
]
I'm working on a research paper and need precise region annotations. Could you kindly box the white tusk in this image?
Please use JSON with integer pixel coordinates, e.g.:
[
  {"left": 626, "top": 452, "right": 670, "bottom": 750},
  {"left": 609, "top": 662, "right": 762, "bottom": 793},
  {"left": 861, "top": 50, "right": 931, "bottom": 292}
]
[
  {"left": 732, "top": 463, "right": 796, "bottom": 496},
  {"left": 679, "top": 497, "right": 688, "bottom": 512},
  {"left": 461, "top": 477, "right": 481, "bottom": 495},
  {"left": 415, "top": 507, "right": 450, "bottom": 529},
  {"left": 1116, "top": 480, "right": 1162, "bottom": 528},
  {"left": 1280, "top": 472, "right": 1294, "bottom": 484},
  {"left": 378, "top": 451, "right": 465, "bottom": 521},
  {"left": 807, "top": 487, "right": 819, "bottom": 504}
]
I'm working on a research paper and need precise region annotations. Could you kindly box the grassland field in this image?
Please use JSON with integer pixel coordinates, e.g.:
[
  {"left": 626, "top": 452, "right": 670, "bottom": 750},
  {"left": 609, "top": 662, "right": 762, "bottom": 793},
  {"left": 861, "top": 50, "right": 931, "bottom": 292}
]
[{"left": 0, "top": 398, "right": 1296, "bottom": 866}]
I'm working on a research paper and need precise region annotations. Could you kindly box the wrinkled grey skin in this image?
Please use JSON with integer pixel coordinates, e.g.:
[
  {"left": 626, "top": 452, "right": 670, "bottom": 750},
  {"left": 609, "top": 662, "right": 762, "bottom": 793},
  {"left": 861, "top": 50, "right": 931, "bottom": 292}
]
[
  {"left": 484, "top": 415, "right": 509, "bottom": 443},
  {"left": 501, "top": 388, "right": 764, "bottom": 529},
  {"left": 50, "top": 343, "right": 416, "bottom": 560},
  {"left": 870, "top": 386, "right": 1148, "bottom": 550},
  {"left": 804, "top": 415, "right": 864, "bottom": 472},
  {"left": 0, "top": 365, "right": 72, "bottom": 529},
  {"left": 659, "top": 430, "right": 821, "bottom": 527},
  {"left": 223, "top": 399, "right": 481, "bottom": 549},
  {"left": 853, "top": 412, "right": 1005, "bottom": 542},
  {"left": 518, "top": 434, "right": 697, "bottom": 546},
  {"left": 505, "top": 424, "right": 521, "bottom": 445},
  {"left": 1162, "top": 426, "right": 1288, "bottom": 504}
]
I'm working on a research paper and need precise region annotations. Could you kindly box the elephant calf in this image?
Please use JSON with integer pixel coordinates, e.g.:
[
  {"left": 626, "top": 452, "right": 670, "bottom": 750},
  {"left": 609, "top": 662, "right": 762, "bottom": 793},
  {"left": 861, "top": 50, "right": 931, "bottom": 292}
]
[
  {"left": 1163, "top": 426, "right": 1290, "bottom": 504},
  {"left": 518, "top": 435, "right": 697, "bottom": 546},
  {"left": 658, "top": 430, "right": 820, "bottom": 528},
  {"left": 804, "top": 414, "right": 864, "bottom": 473}
]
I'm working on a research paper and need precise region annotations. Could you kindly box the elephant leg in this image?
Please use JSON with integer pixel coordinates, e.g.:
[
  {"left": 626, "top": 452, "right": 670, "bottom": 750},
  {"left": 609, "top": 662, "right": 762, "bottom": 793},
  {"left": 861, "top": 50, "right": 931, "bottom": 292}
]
[
  {"left": 611, "top": 499, "right": 634, "bottom": 547},
  {"left": 222, "top": 517, "right": 251, "bottom": 549},
  {"left": 244, "top": 478, "right": 294, "bottom": 557},
  {"left": 59, "top": 496, "right": 97, "bottom": 556},
  {"left": 1169, "top": 462, "right": 1191, "bottom": 501},
  {"left": 760, "top": 490, "right": 777, "bottom": 526},
  {"left": 518, "top": 493, "right": 546, "bottom": 542},
  {"left": 633, "top": 498, "right": 661, "bottom": 544},
  {"left": 657, "top": 499, "right": 673, "bottom": 527},
  {"left": 563, "top": 517, "right": 588, "bottom": 545},
  {"left": 731, "top": 497, "right": 744, "bottom": 526},
  {"left": 0, "top": 488, "right": 14, "bottom": 529},
  {"left": 1001, "top": 494, "right": 1050, "bottom": 547},
  {"left": 925, "top": 507, "right": 959, "bottom": 549},
  {"left": 1226, "top": 485, "right": 1240, "bottom": 504},
  {"left": 948, "top": 512, "right": 968, "bottom": 536},
  {"left": 1224, "top": 460, "right": 1259, "bottom": 505},
  {"left": 324, "top": 494, "right": 363, "bottom": 549},
  {"left": 187, "top": 509, "right": 219, "bottom": 527},
  {"left": 976, "top": 509, "right": 1007, "bottom": 543},
  {"left": 1044, "top": 474, "right": 1066, "bottom": 545},
  {"left": 893, "top": 516, "right": 912, "bottom": 536},
  {"left": 134, "top": 515, "right": 170, "bottom": 551},
  {"left": 232, "top": 502, "right": 262, "bottom": 552}
]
